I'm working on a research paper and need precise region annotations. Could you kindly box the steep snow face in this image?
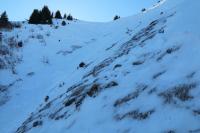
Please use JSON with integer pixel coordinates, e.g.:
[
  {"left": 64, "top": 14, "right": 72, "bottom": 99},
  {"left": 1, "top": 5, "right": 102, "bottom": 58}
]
[{"left": 1, "top": 0, "right": 200, "bottom": 133}]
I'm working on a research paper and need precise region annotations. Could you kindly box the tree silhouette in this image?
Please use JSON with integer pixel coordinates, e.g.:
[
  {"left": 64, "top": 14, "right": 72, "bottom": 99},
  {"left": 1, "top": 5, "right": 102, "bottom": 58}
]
[
  {"left": 29, "top": 9, "right": 41, "bottom": 24},
  {"left": 29, "top": 6, "right": 52, "bottom": 24},
  {"left": 67, "top": 14, "right": 73, "bottom": 21},
  {"left": 0, "top": 11, "right": 9, "bottom": 24},
  {"left": 63, "top": 14, "right": 67, "bottom": 19},
  {"left": 55, "top": 10, "right": 62, "bottom": 19},
  {"left": 41, "top": 6, "right": 52, "bottom": 24}
]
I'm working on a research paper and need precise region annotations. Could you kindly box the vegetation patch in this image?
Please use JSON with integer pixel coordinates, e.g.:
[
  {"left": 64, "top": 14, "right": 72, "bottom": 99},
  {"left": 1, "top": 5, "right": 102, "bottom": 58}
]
[
  {"left": 104, "top": 81, "right": 118, "bottom": 89},
  {"left": 115, "top": 109, "right": 155, "bottom": 120},
  {"left": 114, "top": 85, "right": 148, "bottom": 107},
  {"left": 32, "top": 120, "right": 43, "bottom": 127},
  {"left": 157, "top": 46, "right": 181, "bottom": 61},
  {"left": 132, "top": 60, "right": 145, "bottom": 66},
  {"left": 152, "top": 70, "right": 166, "bottom": 79},
  {"left": 159, "top": 83, "right": 197, "bottom": 104},
  {"left": 87, "top": 84, "right": 100, "bottom": 97}
]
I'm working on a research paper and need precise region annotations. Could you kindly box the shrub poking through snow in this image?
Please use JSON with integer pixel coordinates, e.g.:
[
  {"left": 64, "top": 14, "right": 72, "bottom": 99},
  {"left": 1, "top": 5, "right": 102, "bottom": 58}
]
[
  {"left": 79, "top": 62, "right": 86, "bottom": 68},
  {"left": 0, "top": 45, "right": 9, "bottom": 55},
  {"left": 32, "top": 121, "right": 43, "bottom": 127},
  {"left": 114, "top": 85, "right": 148, "bottom": 107},
  {"left": 104, "top": 81, "right": 118, "bottom": 88},
  {"left": 159, "top": 83, "right": 197, "bottom": 103},
  {"left": 113, "top": 15, "right": 120, "bottom": 21},
  {"left": 17, "top": 41, "right": 23, "bottom": 47},
  {"left": 64, "top": 98, "right": 76, "bottom": 107},
  {"left": 157, "top": 46, "right": 181, "bottom": 61},
  {"left": 113, "top": 64, "right": 122, "bottom": 70},
  {"left": 141, "top": 8, "right": 146, "bottom": 12},
  {"left": 87, "top": 84, "right": 100, "bottom": 97},
  {"left": 132, "top": 60, "right": 144, "bottom": 65},
  {"left": 44, "top": 96, "right": 49, "bottom": 102},
  {"left": 12, "top": 22, "right": 21, "bottom": 28},
  {"left": 0, "top": 59, "right": 6, "bottom": 69},
  {"left": 152, "top": 70, "right": 166, "bottom": 79},
  {"left": 61, "top": 21, "right": 66, "bottom": 26},
  {"left": 115, "top": 109, "right": 155, "bottom": 120},
  {"left": 7, "top": 37, "right": 18, "bottom": 48},
  {"left": 27, "top": 72, "right": 35, "bottom": 76},
  {"left": 193, "top": 109, "right": 200, "bottom": 116}
]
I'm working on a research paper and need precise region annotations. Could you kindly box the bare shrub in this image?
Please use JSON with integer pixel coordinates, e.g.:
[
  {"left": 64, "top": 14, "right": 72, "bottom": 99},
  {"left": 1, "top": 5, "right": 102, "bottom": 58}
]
[
  {"left": 132, "top": 60, "right": 144, "bottom": 65},
  {"left": 87, "top": 84, "right": 100, "bottom": 97},
  {"left": 159, "top": 83, "right": 197, "bottom": 104},
  {"left": 7, "top": 37, "right": 18, "bottom": 48},
  {"left": 114, "top": 85, "right": 148, "bottom": 107},
  {"left": 115, "top": 109, "right": 155, "bottom": 120}
]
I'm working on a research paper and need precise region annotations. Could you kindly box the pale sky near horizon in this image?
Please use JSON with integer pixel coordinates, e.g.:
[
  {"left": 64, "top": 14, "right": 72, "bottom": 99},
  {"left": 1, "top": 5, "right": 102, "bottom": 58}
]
[{"left": 0, "top": 0, "right": 158, "bottom": 22}]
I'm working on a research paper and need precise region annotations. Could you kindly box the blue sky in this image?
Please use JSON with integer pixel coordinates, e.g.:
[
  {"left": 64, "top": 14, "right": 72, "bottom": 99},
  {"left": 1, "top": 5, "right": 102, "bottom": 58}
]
[{"left": 0, "top": 0, "right": 158, "bottom": 22}]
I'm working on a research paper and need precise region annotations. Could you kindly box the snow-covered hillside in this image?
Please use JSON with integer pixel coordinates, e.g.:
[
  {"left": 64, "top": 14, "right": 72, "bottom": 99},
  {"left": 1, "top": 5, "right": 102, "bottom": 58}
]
[{"left": 1, "top": 0, "right": 200, "bottom": 133}]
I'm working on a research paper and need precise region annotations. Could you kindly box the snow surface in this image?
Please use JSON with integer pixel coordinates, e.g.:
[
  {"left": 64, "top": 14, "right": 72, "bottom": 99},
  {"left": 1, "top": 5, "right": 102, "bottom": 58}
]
[{"left": 1, "top": 0, "right": 200, "bottom": 133}]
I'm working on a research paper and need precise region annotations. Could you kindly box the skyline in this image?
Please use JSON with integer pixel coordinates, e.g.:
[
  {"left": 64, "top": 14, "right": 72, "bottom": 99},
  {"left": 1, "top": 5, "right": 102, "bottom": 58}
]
[{"left": 0, "top": 0, "right": 158, "bottom": 22}]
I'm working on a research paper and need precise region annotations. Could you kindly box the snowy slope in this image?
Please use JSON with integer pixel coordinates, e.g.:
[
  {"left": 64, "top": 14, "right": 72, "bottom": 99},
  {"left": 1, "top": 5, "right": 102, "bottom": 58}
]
[{"left": 1, "top": 0, "right": 200, "bottom": 133}]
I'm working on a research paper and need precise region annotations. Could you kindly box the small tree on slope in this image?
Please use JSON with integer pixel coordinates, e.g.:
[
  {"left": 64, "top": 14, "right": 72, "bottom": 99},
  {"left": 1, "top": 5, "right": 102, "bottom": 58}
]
[{"left": 55, "top": 10, "right": 62, "bottom": 19}]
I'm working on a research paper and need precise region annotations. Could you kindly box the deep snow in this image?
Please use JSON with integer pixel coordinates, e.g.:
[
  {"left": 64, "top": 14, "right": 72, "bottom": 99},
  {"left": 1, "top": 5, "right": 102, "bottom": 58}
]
[{"left": 1, "top": 0, "right": 200, "bottom": 133}]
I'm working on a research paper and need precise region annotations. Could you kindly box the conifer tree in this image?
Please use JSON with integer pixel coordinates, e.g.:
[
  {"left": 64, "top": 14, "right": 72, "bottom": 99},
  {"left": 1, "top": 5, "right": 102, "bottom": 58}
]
[
  {"left": 29, "top": 9, "right": 41, "bottom": 24},
  {"left": 0, "top": 11, "right": 9, "bottom": 24},
  {"left": 67, "top": 14, "right": 73, "bottom": 21},
  {"left": 0, "top": 11, "right": 11, "bottom": 29},
  {"left": 29, "top": 6, "right": 52, "bottom": 24},
  {"left": 55, "top": 10, "right": 62, "bottom": 19},
  {"left": 41, "top": 6, "right": 52, "bottom": 24},
  {"left": 63, "top": 14, "right": 67, "bottom": 19}
]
